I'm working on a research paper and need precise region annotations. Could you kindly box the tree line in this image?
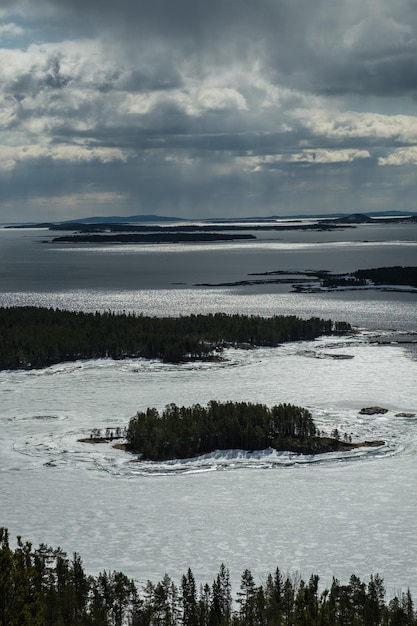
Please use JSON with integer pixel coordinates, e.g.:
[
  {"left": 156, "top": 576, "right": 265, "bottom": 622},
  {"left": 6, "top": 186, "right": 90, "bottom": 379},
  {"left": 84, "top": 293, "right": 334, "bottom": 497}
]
[
  {"left": 0, "top": 307, "right": 351, "bottom": 370},
  {"left": 354, "top": 267, "right": 417, "bottom": 288},
  {"left": 321, "top": 267, "right": 417, "bottom": 289},
  {"left": 1, "top": 528, "right": 414, "bottom": 626},
  {"left": 125, "top": 400, "right": 350, "bottom": 461},
  {"left": 50, "top": 233, "right": 256, "bottom": 244}
]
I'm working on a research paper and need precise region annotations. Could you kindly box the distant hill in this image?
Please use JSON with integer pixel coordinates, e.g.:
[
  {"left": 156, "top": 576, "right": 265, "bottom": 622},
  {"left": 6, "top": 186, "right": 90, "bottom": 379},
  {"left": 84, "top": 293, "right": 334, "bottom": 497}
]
[
  {"left": 4, "top": 210, "right": 417, "bottom": 228},
  {"left": 62, "top": 214, "right": 187, "bottom": 224},
  {"left": 208, "top": 210, "right": 417, "bottom": 222},
  {"left": 321, "top": 213, "right": 374, "bottom": 224},
  {"left": 319, "top": 212, "right": 417, "bottom": 225},
  {"left": 68, "top": 211, "right": 415, "bottom": 224}
]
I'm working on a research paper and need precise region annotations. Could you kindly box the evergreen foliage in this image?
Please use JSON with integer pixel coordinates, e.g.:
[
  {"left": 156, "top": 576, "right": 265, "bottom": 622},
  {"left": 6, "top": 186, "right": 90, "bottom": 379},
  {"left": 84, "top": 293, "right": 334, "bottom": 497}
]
[
  {"left": 51, "top": 233, "right": 256, "bottom": 243},
  {"left": 300, "top": 266, "right": 417, "bottom": 290},
  {"left": 126, "top": 401, "right": 322, "bottom": 461},
  {"left": 1, "top": 528, "right": 415, "bottom": 626},
  {"left": 354, "top": 267, "right": 417, "bottom": 288},
  {"left": 0, "top": 307, "right": 348, "bottom": 370}
]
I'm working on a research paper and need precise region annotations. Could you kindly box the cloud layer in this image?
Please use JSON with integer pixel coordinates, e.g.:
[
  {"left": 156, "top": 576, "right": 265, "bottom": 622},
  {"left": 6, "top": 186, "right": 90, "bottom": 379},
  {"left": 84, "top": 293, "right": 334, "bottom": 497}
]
[{"left": 1, "top": 0, "right": 417, "bottom": 220}]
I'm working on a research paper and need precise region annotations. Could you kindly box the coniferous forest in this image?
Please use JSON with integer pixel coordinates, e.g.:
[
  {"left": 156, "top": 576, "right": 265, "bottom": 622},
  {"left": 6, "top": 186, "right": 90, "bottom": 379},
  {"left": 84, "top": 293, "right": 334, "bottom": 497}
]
[
  {"left": 1, "top": 527, "right": 415, "bottom": 626},
  {"left": 126, "top": 400, "right": 362, "bottom": 460},
  {"left": 354, "top": 266, "right": 417, "bottom": 288},
  {"left": 0, "top": 307, "right": 351, "bottom": 370}
]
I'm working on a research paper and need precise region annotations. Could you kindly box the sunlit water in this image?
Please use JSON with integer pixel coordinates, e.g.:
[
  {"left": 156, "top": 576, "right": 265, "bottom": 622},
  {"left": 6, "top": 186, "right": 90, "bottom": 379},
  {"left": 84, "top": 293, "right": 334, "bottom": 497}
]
[{"left": 1, "top": 224, "right": 417, "bottom": 598}]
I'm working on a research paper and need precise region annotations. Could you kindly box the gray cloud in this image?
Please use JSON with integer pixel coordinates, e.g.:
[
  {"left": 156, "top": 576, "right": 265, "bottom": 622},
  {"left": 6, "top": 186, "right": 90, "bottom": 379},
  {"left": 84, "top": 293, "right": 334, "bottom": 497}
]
[
  {"left": 30, "top": 0, "right": 417, "bottom": 96},
  {"left": 1, "top": 0, "right": 417, "bottom": 220}
]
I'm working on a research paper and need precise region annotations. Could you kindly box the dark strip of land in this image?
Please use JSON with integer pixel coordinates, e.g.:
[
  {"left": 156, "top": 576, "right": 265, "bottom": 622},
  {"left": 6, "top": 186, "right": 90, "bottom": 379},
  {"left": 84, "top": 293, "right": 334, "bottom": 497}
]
[
  {"left": 197, "top": 266, "right": 417, "bottom": 291},
  {"left": 0, "top": 308, "right": 351, "bottom": 370},
  {"left": 49, "top": 232, "right": 256, "bottom": 243}
]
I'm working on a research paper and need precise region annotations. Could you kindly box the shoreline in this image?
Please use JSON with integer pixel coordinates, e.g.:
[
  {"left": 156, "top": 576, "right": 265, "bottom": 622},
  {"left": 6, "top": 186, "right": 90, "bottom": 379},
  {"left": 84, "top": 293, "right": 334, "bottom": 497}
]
[{"left": 78, "top": 437, "right": 386, "bottom": 458}]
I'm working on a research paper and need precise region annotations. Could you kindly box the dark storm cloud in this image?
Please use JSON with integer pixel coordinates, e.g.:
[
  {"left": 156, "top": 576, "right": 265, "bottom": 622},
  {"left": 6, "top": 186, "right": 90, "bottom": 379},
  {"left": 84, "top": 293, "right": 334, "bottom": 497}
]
[
  {"left": 317, "top": 57, "right": 417, "bottom": 97},
  {"left": 33, "top": 0, "right": 417, "bottom": 98},
  {"left": 40, "top": 0, "right": 285, "bottom": 40},
  {"left": 5, "top": 0, "right": 417, "bottom": 104},
  {"left": 1, "top": 0, "right": 417, "bottom": 220},
  {"left": 0, "top": 152, "right": 323, "bottom": 219}
]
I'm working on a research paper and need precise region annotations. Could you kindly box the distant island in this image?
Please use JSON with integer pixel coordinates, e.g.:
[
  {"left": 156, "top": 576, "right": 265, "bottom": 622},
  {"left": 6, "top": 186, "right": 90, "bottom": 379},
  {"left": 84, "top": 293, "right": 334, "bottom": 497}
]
[
  {"left": 4, "top": 210, "right": 417, "bottom": 229},
  {"left": 17, "top": 212, "right": 409, "bottom": 243},
  {"left": 317, "top": 266, "right": 417, "bottom": 289},
  {"left": 5, "top": 212, "right": 417, "bottom": 243},
  {"left": 45, "top": 222, "right": 351, "bottom": 244},
  {"left": 197, "top": 266, "right": 417, "bottom": 292},
  {"left": 124, "top": 400, "right": 384, "bottom": 461},
  {"left": 47, "top": 221, "right": 350, "bottom": 235},
  {"left": 321, "top": 212, "right": 417, "bottom": 225},
  {"left": 0, "top": 308, "right": 351, "bottom": 370},
  {"left": 48, "top": 232, "right": 257, "bottom": 244}
]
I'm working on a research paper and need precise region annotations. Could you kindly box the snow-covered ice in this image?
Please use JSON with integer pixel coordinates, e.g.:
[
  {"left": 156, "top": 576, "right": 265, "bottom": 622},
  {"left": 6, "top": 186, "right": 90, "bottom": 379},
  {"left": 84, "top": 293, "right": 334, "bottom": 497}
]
[{"left": 1, "top": 331, "right": 417, "bottom": 597}]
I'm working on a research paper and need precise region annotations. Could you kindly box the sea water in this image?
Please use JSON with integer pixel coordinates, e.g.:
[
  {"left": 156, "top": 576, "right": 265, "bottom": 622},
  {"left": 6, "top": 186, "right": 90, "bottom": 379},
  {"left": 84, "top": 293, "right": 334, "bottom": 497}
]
[{"left": 1, "top": 224, "right": 417, "bottom": 597}]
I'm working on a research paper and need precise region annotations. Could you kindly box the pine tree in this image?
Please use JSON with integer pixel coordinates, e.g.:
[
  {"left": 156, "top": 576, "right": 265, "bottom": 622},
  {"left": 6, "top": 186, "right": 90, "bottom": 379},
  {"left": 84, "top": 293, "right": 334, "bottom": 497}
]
[
  {"left": 181, "top": 568, "right": 198, "bottom": 626},
  {"left": 237, "top": 569, "right": 257, "bottom": 625}
]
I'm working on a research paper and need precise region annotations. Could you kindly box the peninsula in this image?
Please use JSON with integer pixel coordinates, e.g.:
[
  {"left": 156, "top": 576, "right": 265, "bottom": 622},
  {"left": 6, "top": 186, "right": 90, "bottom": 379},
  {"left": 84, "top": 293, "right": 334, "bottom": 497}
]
[
  {"left": 0, "top": 308, "right": 351, "bottom": 370},
  {"left": 197, "top": 266, "right": 417, "bottom": 292}
]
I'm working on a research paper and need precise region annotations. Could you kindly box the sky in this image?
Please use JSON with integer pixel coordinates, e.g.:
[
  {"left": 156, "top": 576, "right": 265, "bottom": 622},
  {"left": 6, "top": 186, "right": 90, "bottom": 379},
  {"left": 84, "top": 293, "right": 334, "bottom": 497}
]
[{"left": 1, "top": 0, "right": 417, "bottom": 222}]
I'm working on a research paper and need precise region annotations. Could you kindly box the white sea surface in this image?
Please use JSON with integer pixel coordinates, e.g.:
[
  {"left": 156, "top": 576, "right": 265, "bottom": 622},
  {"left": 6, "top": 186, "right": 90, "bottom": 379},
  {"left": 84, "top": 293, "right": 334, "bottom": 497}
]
[{"left": 1, "top": 223, "right": 417, "bottom": 598}]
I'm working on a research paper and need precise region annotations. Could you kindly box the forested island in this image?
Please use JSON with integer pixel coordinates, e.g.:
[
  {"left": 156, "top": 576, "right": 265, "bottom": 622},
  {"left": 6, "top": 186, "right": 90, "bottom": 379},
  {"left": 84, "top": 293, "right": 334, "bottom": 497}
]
[
  {"left": 49, "top": 232, "right": 256, "bottom": 244},
  {"left": 308, "top": 267, "right": 417, "bottom": 290},
  {"left": 198, "top": 266, "right": 417, "bottom": 291},
  {"left": 46, "top": 219, "right": 354, "bottom": 243},
  {"left": 353, "top": 267, "right": 417, "bottom": 288},
  {"left": 125, "top": 400, "right": 382, "bottom": 460},
  {"left": 48, "top": 222, "right": 349, "bottom": 234},
  {"left": 6, "top": 210, "right": 417, "bottom": 232},
  {"left": 0, "top": 308, "right": 351, "bottom": 370},
  {"left": 8, "top": 220, "right": 352, "bottom": 234},
  {"left": 1, "top": 527, "right": 415, "bottom": 626}
]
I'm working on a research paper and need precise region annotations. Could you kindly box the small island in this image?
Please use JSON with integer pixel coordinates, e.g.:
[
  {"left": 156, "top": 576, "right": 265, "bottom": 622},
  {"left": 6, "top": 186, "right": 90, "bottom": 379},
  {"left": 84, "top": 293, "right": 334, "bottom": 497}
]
[{"left": 124, "top": 400, "right": 384, "bottom": 461}]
